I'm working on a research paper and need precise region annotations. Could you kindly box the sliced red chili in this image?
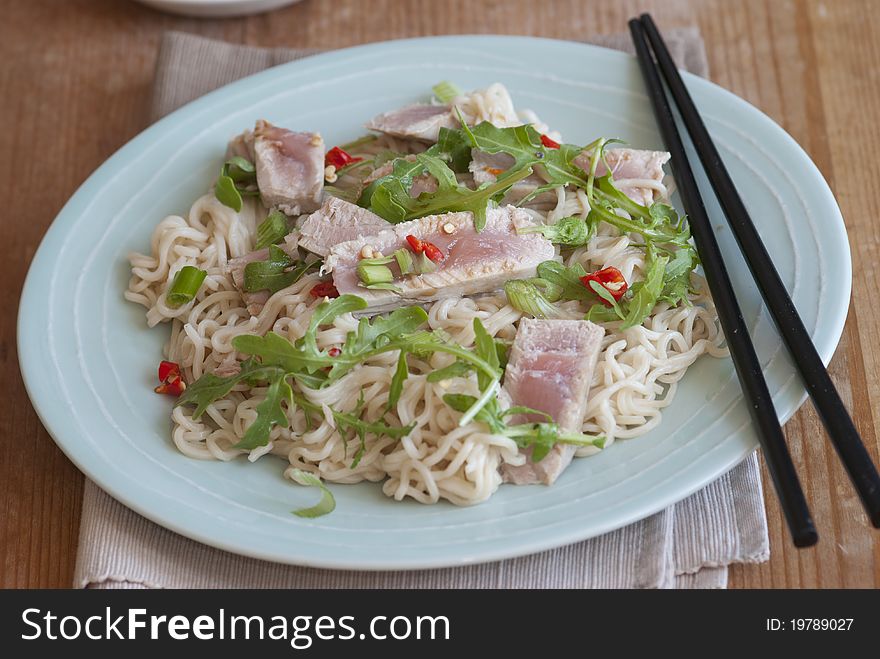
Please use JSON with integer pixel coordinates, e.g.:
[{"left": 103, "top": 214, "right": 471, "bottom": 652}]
[
  {"left": 158, "top": 360, "right": 181, "bottom": 383},
  {"left": 486, "top": 167, "right": 505, "bottom": 176},
  {"left": 155, "top": 377, "right": 186, "bottom": 396},
  {"left": 540, "top": 134, "right": 561, "bottom": 149},
  {"left": 580, "top": 266, "right": 628, "bottom": 307},
  {"left": 325, "top": 146, "right": 362, "bottom": 170},
  {"left": 405, "top": 235, "right": 444, "bottom": 263},
  {"left": 310, "top": 282, "right": 339, "bottom": 298},
  {"left": 422, "top": 242, "right": 444, "bottom": 263},
  {"left": 155, "top": 360, "right": 186, "bottom": 396},
  {"left": 327, "top": 347, "right": 341, "bottom": 358},
  {"left": 406, "top": 235, "right": 424, "bottom": 253}
]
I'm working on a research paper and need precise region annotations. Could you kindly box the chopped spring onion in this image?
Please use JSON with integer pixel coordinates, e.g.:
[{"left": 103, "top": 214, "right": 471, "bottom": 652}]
[
  {"left": 417, "top": 252, "right": 437, "bottom": 274},
  {"left": 166, "top": 266, "right": 207, "bottom": 308},
  {"left": 289, "top": 469, "right": 336, "bottom": 518},
  {"left": 365, "top": 282, "right": 403, "bottom": 293},
  {"left": 244, "top": 247, "right": 319, "bottom": 294},
  {"left": 504, "top": 278, "right": 564, "bottom": 319},
  {"left": 394, "top": 248, "right": 414, "bottom": 275},
  {"left": 214, "top": 156, "right": 257, "bottom": 211},
  {"left": 359, "top": 255, "right": 394, "bottom": 266},
  {"left": 225, "top": 156, "right": 256, "bottom": 182},
  {"left": 357, "top": 263, "right": 394, "bottom": 287},
  {"left": 254, "top": 210, "right": 291, "bottom": 250},
  {"left": 214, "top": 174, "right": 242, "bottom": 212},
  {"left": 432, "top": 80, "right": 463, "bottom": 104}
]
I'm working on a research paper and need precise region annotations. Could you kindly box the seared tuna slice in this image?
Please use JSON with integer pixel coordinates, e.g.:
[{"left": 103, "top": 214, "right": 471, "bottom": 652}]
[
  {"left": 324, "top": 206, "right": 555, "bottom": 314},
  {"left": 365, "top": 104, "right": 457, "bottom": 143},
  {"left": 501, "top": 319, "right": 604, "bottom": 485},
  {"left": 253, "top": 120, "right": 324, "bottom": 215},
  {"left": 297, "top": 197, "right": 389, "bottom": 257}
]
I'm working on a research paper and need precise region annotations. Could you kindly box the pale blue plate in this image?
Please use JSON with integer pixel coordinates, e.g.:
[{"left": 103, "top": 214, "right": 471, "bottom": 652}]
[{"left": 18, "top": 36, "right": 850, "bottom": 569}]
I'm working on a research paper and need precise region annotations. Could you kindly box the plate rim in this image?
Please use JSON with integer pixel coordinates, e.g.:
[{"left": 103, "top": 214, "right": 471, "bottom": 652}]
[{"left": 18, "top": 34, "right": 851, "bottom": 570}]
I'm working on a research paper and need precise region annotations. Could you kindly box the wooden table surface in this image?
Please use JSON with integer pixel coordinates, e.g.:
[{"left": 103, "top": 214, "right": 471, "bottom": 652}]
[{"left": 2, "top": 0, "right": 879, "bottom": 588}]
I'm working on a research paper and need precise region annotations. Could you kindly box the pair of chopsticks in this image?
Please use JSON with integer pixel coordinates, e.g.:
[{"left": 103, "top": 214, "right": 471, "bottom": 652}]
[{"left": 628, "top": 14, "right": 880, "bottom": 547}]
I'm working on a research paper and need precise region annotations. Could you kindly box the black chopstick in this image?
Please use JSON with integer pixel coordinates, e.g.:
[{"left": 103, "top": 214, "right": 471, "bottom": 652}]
[
  {"left": 639, "top": 13, "right": 880, "bottom": 528},
  {"left": 628, "top": 19, "right": 818, "bottom": 547}
]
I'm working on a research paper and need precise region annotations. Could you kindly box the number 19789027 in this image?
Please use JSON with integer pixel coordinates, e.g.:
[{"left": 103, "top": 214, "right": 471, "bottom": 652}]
[{"left": 766, "top": 619, "right": 853, "bottom": 631}]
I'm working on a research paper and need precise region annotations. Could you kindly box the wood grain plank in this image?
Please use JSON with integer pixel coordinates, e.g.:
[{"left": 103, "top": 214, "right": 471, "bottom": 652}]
[{"left": 2, "top": 0, "right": 877, "bottom": 588}]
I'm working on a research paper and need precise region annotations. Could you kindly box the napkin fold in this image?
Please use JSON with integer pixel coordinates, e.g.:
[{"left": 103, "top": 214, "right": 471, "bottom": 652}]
[{"left": 75, "top": 28, "right": 768, "bottom": 589}]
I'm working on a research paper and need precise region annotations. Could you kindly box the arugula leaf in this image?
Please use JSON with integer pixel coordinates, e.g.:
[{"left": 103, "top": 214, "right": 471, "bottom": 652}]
[
  {"left": 587, "top": 281, "right": 625, "bottom": 320},
  {"left": 387, "top": 351, "right": 409, "bottom": 410},
  {"left": 233, "top": 331, "right": 316, "bottom": 373},
  {"left": 472, "top": 317, "right": 499, "bottom": 391},
  {"left": 622, "top": 249, "right": 668, "bottom": 328},
  {"left": 446, "top": 318, "right": 506, "bottom": 428},
  {"left": 426, "top": 360, "right": 475, "bottom": 383},
  {"left": 176, "top": 358, "right": 278, "bottom": 420},
  {"left": 660, "top": 246, "right": 698, "bottom": 306},
  {"left": 231, "top": 299, "right": 436, "bottom": 385},
  {"left": 462, "top": 121, "right": 589, "bottom": 189},
  {"left": 648, "top": 201, "right": 679, "bottom": 226},
  {"left": 334, "top": 409, "right": 415, "bottom": 442},
  {"left": 517, "top": 215, "right": 593, "bottom": 246},
  {"left": 582, "top": 248, "right": 669, "bottom": 328},
  {"left": 243, "top": 245, "right": 318, "bottom": 294},
  {"left": 593, "top": 175, "right": 691, "bottom": 248},
  {"left": 536, "top": 261, "right": 592, "bottom": 302},
  {"left": 436, "top": 126, "right": 473, "bottom": 172},
  {"left": 326, "top": 306, "right": 432, "bottom": 381},
  {"left": 369, "top": 152, "right": 531, "bottom": 231},
  {"left": 289, "top": 469, "right": 336, "bottom": 518},
  {"left": 584, "top": 302, "right": 624, "bottom": 324},
  {"left": 463, "top": 122, "right": 544, "bottom": 176},
  {"left": 442, "top": 393, "right": 504, "bottom": 433},
  {"left": 358, "top": 154, "right": 427, "bottom": 208},
  {"left": 306, "top": 295, "right": 369, "bottom": 345},
  {"left": 418, "top": 151, "right": 461, "bottom": 190},
  {"left": 234, "top": 373, "right": 292, "bottom": 449}
]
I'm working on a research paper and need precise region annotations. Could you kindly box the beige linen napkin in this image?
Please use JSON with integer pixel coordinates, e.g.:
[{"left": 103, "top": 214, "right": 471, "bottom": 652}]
[{"left": 75, "top": 29, "right": 769, "bottom": 589}]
